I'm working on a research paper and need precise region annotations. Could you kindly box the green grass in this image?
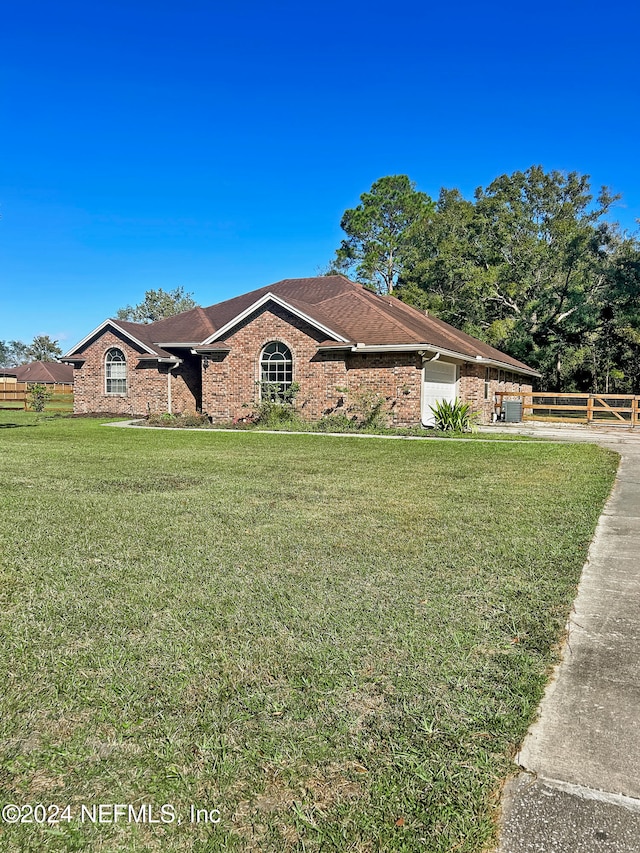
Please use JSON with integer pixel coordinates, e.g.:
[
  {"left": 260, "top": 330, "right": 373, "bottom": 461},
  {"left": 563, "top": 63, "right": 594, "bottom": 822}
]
[
  {"left": 0, "top": 393, "right": 74, "bottom": 413},
  {"left": 0, "top": 413, "right": 618, "bottom": 852}
]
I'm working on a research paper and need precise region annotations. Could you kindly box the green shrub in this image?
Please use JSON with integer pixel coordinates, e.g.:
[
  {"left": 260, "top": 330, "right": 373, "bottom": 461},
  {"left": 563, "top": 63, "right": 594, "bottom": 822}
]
[
  {"left": 257, "top": 381, "right": 300, "bottom": 405},
  {"left": 315, "top": 412, "right": 358, "bottom": 432},
  {"left": 354, "top": 391, "right": 389, "bottom": 430},
  {"left": 429, "top": 398, "right": 476, "bottom": 432},
  {"left": 322, "top": 391, "right": 391, "bottom": 431},
  {"left": 147, "top": 412, "right": 210, "bottom": 428},
  {"left": 254, "top": 400, "right": 302, "bottom": 428},
  {"left": 179, "top": 412, "right": 210, "bottom": 427},
  {"left": 27, "top": 383, "right": 52, "bottom": 413},
  {"left": 253, "top": 382, "right": 301, "bottom": 428}
]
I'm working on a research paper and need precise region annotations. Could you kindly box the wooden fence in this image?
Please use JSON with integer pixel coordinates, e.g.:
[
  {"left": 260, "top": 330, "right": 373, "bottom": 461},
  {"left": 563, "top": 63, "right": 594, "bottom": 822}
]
[
  {"left": 495, "top": 391, "right": 640, "bottom": 427},
  {"left": 0, "top": 380, "right": 73, "bottom": 411}
]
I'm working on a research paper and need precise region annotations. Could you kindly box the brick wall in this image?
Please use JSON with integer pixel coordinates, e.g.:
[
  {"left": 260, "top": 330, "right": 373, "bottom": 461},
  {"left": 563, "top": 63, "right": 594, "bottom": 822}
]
[
  {"left": 169, "top": 353, "right": 202, "bottom": 413},
  {"left": 201, "top": 305, "right": 425, "bottom": 426},
  {"left": 458, "top": 363, "right": 533, "bottom": 423},
  {"left": 341, "top": 352, "right": 422, "bottom": 426},
  {"left": 202, "top": 304, "right": 327, "bottom": 420},
  {"left": 72, "top": 330, "right": 199, "bottom": 416}
]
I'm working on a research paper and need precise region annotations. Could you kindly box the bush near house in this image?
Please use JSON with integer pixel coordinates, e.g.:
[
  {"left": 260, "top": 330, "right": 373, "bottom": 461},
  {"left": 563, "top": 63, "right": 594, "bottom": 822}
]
[{"left": 430, "top": 398, "right": 477, "bottom": 432}]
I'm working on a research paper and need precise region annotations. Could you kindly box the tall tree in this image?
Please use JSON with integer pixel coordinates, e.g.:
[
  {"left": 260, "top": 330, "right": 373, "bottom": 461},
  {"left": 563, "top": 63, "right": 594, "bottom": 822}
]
[
  {"left": 0, "top": 340, "right": 29, "bottom": 367},
  {"left": 397, "top": 187, "right": 490, "bottom": 333},
  {"left": 25, "top": 335, "right": 63, "bottom": 362},
  {"left": 473, "top": 167, "right": 619, "bottom": 389},
  {"left": 402, "top": 166, "right": 628, "bottom": 390},
  {"left": 117, "top": 286, "right": 198, "bottom": 323},
  {"left": 590, "top": 239, "right": 640, "bottom": 393},
  {"left": 333, "top": 175, "right": 435, "bottom": 294},
  {"left": 0, "top": 341, "right": 11, "bottom": 367}
]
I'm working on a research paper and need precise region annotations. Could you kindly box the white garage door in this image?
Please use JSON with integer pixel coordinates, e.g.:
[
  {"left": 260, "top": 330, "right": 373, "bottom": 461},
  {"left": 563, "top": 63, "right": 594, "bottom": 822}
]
[{"left": 422, "top": 360, "right": 458, "bottom": 426}]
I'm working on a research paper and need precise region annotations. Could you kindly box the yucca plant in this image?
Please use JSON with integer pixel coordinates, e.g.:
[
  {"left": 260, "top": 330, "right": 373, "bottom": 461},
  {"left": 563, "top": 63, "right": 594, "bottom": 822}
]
[{"left": 429, "top": 398, "right": 476, "bottom": 432}]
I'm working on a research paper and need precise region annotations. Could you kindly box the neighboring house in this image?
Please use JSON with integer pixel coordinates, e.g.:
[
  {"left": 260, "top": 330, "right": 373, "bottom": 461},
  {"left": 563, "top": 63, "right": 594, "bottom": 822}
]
[
  {"left": 0, "top": 369, "right": 17, "bottom": 384},
  {"left": 63, "top": 276, "right": 538, "bottom": 425},
  {"left": 11, "top": 361, "right": 74, "bottom": 386}
]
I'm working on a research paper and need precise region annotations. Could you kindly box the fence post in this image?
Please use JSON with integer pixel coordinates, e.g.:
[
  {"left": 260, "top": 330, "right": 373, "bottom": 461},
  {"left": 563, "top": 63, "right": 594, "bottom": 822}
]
[
  {"left": 586, "top": 395, "right": 593, "bottom": 425},
  {"left": 524, "top": 391, "right": 532, "bottom": 418},
  {"left": 633, "top": 397, "right": 638, "bottom": 429}
]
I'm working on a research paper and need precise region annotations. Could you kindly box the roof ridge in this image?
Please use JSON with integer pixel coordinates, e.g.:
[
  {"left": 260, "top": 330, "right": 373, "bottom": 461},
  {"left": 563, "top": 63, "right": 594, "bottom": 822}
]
[
  {"left": 314, "top": 285, "right": 361, "bottom": 308},
  {"left": 194, "top": 305, "right": 217, "bottom": 337},
  {"left": 351, "top": 288, "right": 423, "bottom": 342}
]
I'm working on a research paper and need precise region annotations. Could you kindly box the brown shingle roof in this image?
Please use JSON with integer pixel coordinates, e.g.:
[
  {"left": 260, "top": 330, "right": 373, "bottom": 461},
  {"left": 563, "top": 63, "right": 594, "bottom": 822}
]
[
  {"left": 67, "top": 276, "right": 537, "bottom": 374},
  {"left": 196, "top": 276, "right": 535, "bottom": 373},
  {"left": 375, "top": 295, "right": 535, "bottom": 371},
  {"left": 137, "top": 306, "right": 217, "bottom": 344},
  {"left": 12, "top": 362, "right": 74, "bottom": 384},
  {"left": 105, "top": 319, "right": 176, "bottom": 358}
]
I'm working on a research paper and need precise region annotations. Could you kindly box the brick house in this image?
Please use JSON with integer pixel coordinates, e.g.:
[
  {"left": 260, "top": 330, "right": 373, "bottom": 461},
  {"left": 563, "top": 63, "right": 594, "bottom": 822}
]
[{"left": 63, "top": 276, "right": 538, "bottom": 425}]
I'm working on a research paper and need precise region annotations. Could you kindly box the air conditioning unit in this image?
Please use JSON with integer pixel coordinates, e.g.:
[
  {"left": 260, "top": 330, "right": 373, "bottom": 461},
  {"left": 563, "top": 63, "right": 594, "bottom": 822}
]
[{"left": 503, "top": 400, "right": 523, "bottom": 423}]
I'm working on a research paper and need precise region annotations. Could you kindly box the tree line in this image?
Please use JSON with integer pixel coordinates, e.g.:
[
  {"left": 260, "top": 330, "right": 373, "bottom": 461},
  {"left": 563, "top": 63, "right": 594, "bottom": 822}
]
[
  {"left": 331, "top": 168, "right": 640, "bottom": 392},
  {"left": 5, "top": 177, "right": 638, "bottom": 394},
  {"left": 0, "top": 336, "right": 63, "bottom": 367}
]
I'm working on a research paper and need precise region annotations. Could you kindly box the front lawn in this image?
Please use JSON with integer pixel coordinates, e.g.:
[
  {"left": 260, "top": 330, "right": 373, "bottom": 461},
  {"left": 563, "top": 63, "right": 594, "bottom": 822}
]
[
  {"left": 0, "top": 391, "right": 74, "bottom": 413},
  {"left": 0, "top": 414, "right": 618, "bottom": 852}
]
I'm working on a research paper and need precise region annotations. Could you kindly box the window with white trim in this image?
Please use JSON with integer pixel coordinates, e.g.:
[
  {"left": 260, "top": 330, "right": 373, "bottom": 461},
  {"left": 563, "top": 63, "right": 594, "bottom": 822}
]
[
  {"left": 105, "top": 347, "right": 127, "bottom": 394},
  {"left": 260, "top": 341, "right": 292, "bottom": 400}
]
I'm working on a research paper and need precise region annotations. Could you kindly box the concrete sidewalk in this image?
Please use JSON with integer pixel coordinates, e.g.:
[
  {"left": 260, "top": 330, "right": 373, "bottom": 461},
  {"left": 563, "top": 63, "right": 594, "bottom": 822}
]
[{"left": 497, "top": 426, "right": 640, "bottom": 852}]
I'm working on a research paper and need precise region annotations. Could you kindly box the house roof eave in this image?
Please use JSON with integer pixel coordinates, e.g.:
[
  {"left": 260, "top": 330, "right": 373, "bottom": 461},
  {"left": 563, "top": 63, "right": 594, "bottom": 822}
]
[
  {"left": 191, "top": 345, "right": 232, "bottom": 354},
  {"left": 346, "top": 343, "right": 540, "bottom": 377},
  {"left": 136, "top": 355, "right": 182, "bottom": 364}
]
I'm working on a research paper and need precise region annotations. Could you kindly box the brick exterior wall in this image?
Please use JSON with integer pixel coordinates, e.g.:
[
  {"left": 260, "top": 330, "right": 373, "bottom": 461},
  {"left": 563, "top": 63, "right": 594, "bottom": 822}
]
[
  {"left": 458, "top": 363, "right": 533, "bottom": 423},
  {"left": 169, "top": 354, "right": 202, "bottom": 413},
  {"left": 72, "top": 312, "right": 533, "bottom": 425},
  {"left": 201, "top": 305, "right": 425, "bottom": 426},
  {"left": 72, "top": 329, "right": 200, "bottom": 416},
  {"left": 202, "top": 304, "right": 327, "bottom": 421},
  {"left": 340, "top": 352, "right": 422, "bottom": 426}
]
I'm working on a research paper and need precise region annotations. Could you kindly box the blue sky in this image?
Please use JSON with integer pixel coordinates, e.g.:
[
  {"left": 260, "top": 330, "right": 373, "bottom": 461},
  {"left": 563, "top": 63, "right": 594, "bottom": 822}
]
[{"left": 2, "top": 0, "right": 639, "bottom": 350}]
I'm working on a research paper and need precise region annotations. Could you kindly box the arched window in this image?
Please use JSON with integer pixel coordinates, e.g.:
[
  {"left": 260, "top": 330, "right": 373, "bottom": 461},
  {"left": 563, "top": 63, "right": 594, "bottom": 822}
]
[
  {"left": 105, "top": 348, "right": 127, "bottom": 394},
  {"left": 260, "top": 341, "right": 292, "bottom": 400}
]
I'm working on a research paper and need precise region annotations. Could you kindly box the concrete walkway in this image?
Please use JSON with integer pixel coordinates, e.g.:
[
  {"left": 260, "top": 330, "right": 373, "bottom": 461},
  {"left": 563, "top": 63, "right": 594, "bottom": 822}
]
[{"left": 496, "top": 425, "right": 640, "bottom": 852}]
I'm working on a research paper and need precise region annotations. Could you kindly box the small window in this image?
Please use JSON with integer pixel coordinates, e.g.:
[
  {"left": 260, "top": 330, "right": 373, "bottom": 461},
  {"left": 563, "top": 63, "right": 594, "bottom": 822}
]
[
  {"left": 105, "top": 348, "right": 127, "bottom": 394},
  {"left": 484, "top": 367, "right": 491, "bottom": 401},
  {"left": 260, "top": 341, "right": 292, "bottom": 400}
]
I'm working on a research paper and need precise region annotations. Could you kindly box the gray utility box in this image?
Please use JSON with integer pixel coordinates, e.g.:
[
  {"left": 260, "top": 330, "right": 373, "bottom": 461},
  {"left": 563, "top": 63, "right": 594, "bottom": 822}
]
[{"left": 503, "top": 400, "right": 523, "bottom": 423}]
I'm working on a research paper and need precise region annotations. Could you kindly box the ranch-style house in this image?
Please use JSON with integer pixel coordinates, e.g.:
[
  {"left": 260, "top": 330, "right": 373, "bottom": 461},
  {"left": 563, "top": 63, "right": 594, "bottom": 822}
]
[{"left": 63, "top": 276, "right": 538, "bottom": 426}]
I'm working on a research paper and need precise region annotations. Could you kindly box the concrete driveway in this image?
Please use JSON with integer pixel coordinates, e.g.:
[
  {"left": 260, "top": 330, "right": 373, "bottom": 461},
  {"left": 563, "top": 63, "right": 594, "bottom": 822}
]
[{"left": 495, "top": 425, "right": 640, "bottom": 851}]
